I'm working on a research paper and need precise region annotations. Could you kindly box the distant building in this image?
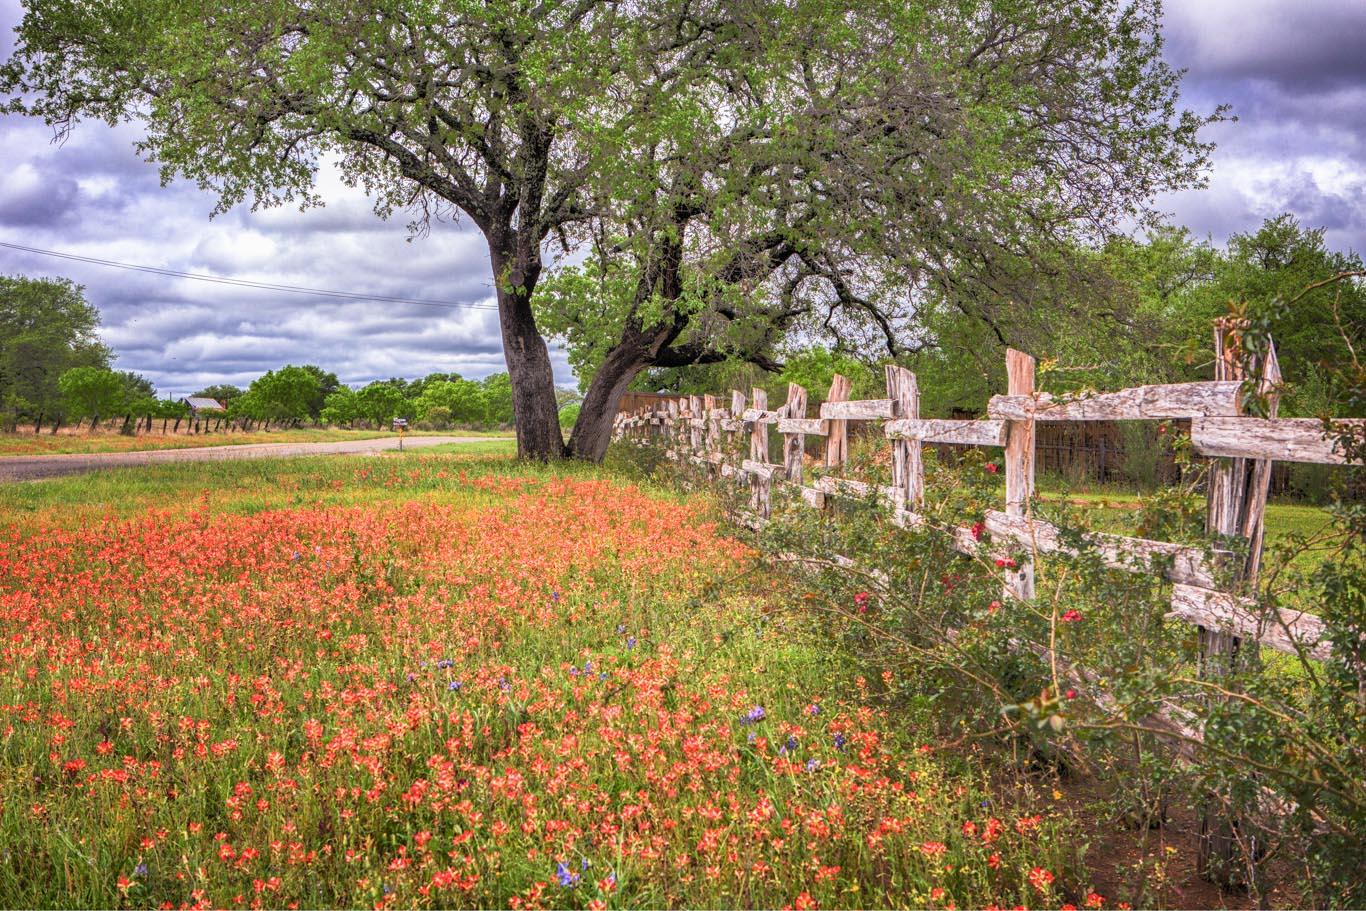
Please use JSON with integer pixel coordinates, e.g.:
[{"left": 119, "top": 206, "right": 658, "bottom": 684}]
[{"left": 180, "top": 396, "right": 224, "bottom": 416}]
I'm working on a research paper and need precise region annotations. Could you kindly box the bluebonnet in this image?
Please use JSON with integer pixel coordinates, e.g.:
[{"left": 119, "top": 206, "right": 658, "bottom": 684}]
[
  {"left": 551, "top": 591, "right": 560, "bottom": 602},
  {"left": 807, "top": 703, "right": 821, "bottom": 716},
  {"left": 437, "top": 659, "right": 454, "bottom": 669},
  {"left": 556, "top": 862, "right": 580, "bottom": 887},
  {"left": 133, "top": 863, "right": 148, "bottom": 878},
  {"left": 448, "top": 681, "right": 462, "bottom": 692},
  {"left": 833, "top": 732, "right": 848, "bottom": 750},
  {"left": 741, "top": 705, "right": 766, "bottom": 724},
  {"left": 779, "top": 735, "right": 799, "bottom": 755},
  {"left": 626, "top": 637, "right": 637, "bottom": 650},
  {"left": 569, "top": 666, "right": 580, "bottom": 676},
  {"left": 615, "top": 623, "right": 627, "bottom": 634},
  {"left": 598, "top": 672, "right": 607, "bottom": 682},
  {"left": 806, "top": 759, "right": 821, "bottom": 772},
  {"left": 291, "top": 551, "right": 300, "bottom": 561}
]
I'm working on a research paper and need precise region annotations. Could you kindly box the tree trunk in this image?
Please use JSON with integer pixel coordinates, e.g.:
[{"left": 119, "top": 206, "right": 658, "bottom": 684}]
[
  {"left": 88, "top": 413, "right": 98, "bottom": 434},
  {"left": 568, "top": 344, "right": 649, "bottom": 461},
  {"left": 33, "top": 411, "right": 43, "bottom": 434},
  {"left": 50, "top": 416, "right": 61, "bottom": 434},
  {"left": 490, "top": 243, "right": 565, "bottom": 460}
]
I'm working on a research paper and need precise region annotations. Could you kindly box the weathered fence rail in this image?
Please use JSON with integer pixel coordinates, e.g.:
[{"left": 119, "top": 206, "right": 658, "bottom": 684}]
[{"left": 613, "top": 329, "right": 1363, "bottom": 882}]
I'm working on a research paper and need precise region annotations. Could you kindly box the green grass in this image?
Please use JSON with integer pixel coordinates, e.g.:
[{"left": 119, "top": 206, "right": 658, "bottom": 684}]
[
  {"left": 0, "top": 451, "right": 1091, "bottom": 909},
  {"left": 0, "top": 426, "right": 512, "bottom": 457}
]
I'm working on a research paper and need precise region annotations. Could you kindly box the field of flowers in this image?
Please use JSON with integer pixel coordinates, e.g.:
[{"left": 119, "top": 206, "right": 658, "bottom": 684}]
[{"left": 0, "top": 454, "right": 1094, "bottom": 909}]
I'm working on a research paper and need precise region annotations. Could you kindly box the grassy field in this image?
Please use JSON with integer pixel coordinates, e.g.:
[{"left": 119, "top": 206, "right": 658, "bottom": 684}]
[
  {"left": 0, "top": 427, "right": 511, "bottom": 457},
  {"left": 0, "top": 450, "right": 1094, "bottom": 909}
]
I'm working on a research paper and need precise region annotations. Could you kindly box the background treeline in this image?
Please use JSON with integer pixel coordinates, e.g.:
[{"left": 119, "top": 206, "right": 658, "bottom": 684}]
[
  {"left": 633, "top": 216, "right": 1364, "bottom": 420},
  {"left": 0, "top": 275, "right": 534, "bottom": 433}
]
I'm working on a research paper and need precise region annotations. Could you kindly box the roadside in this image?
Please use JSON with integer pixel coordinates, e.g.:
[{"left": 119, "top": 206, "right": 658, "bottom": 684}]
[
  {"left": 0, "top": 426, "right": 509, "bottom": 457},
  {"left": 0, "top": 434, "right": 511, "bottom": 482}
]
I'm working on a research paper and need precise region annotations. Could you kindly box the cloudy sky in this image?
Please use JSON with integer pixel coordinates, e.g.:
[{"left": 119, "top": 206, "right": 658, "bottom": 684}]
[{"left": 1, "top": 1, "right": 1363, "bottom": 398}]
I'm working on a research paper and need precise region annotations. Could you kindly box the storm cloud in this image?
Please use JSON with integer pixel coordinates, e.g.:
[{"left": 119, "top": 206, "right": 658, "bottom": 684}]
[{"left": 1, "top": 0, "right": 1362, "bottom": 396}]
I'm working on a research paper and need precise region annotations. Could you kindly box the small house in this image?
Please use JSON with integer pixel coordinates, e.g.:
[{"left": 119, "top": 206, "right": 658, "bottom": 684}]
[{"left": 180, "top": 396, "right": 224, "bottom": 416}]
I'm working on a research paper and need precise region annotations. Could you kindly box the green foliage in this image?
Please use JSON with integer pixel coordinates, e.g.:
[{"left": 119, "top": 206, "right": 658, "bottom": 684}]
[
  {"left": 240, "top": 365, "right": 322, "bottom": 424},
  {"left": 0, "top": 275, "right": 111, "bottom": 425},
  {"left": 414, "top": 378, "right": 486, "bottom": 426},
  {"left": 557, "top": 402, "right": 580, "bottom": 430},
  {"left": 57, "top": 366, "right": 125, "bottom": 421},
  {"left": 481, "top": 373, "right": 514, "bottom": 426},
  {"left": 356, "top": 382, "right": 408, "bottom": 427}
]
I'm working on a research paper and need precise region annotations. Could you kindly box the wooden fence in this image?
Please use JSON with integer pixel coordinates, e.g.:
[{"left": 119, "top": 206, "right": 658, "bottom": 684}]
[{"left": 612, "top": 327, "right": 1363, "bottom": 882}]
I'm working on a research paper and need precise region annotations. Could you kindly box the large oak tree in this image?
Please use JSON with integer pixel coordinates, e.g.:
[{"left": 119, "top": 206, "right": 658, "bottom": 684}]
[{"left": 3, "top": 0, "right": 1217, "bottom": 459}]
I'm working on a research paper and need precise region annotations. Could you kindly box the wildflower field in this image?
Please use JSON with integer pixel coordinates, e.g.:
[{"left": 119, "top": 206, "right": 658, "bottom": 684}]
[{"left": 0, "top": 453, "right": 1090, "bottom": 909}]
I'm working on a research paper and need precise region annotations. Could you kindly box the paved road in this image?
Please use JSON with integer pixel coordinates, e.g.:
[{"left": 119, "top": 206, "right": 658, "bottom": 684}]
[{"left": 0, "top": 435, "right": 505, "bottom": 482}]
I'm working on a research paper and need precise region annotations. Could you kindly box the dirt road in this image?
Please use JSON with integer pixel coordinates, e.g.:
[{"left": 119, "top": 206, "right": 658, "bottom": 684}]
[{"left": 0, "top": 435, "right": 504, "bottom": 482}]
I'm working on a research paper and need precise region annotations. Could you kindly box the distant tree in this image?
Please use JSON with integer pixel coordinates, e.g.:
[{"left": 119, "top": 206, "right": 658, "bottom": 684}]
[
  {"left": 298, "top": 365, "right": 340, "bottom": 418},
  {"left": 0, "top": 275, "right": 110, "bottom": 429},
  {"left": 356, "top": 382, "right": 407, "bottom": 428},
  {"left": 116, "top": 371, "right": 156, "bottom": 401},
  {"left": 192, "top": 384, "right": 244, "bottom": 407},
  {"left": 415, "top": 379, "right": 486, "bottom": 426},
  {"left": 320, "top": 387, "right": 361, "bottom": 427},
  {"left": 480, "top": 374, "right": 515, "bottom": 427},
  {"left": 57, "top": 366, "right": 124, "bottom": 429},
  {"left": 245, "top": 365, "right": 322, "bottom": 426}
]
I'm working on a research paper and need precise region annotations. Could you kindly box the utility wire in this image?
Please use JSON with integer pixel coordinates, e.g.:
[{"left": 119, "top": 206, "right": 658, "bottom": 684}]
[{"left": 0, "top": 240, "right": 498, "bottom": 311}]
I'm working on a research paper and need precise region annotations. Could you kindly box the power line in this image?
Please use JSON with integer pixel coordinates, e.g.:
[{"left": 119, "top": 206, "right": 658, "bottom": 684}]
[{"left": 0, "top": 240, "right": 498, "bottom": 311}]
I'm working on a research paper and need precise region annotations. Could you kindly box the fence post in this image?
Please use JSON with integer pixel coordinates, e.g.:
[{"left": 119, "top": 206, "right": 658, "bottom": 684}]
[
  {"left": 782, "top": 383, "right": 808, "bottom": 485},
  {"left": 688, "top": 395, "right": 702, "bottom": 454},
  {"left": 730, "top": 390, "right": 746, "bottom": 464},
  {"left": 824, "top": 374, "right": 851, "bottom": 468},
  {"left": 1196, "top": 324, "right": 1279, "bottom": 886},
  {"left": 703, "top": 394, "right": 718, "bottom": 457},
  {"left": 750, "top": 388, "right": 770, "bottom": 517},
  {"left": 1003, "top": 349, "right": 1036, "bottom": 600},
  {"left": 885, "top": 365, "right": 922, "bottom": 509}
]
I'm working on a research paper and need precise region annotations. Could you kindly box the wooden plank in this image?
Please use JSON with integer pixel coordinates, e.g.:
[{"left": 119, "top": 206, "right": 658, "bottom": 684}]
[
  {"left": 777, "top": 418, "right": 827, "bottom": 436},
  {"left": 824, "top": 375, "right": 851, "bottom": 468},
  {"left": 983, "top": 510, "right": 1216, "bottom": 588},
  {"left": 813, "top": 475, "right": 873, "bottom": 498},
  {"left": 885, "top": 418, "right": 1008, "bottom": 446},
  {"left": 819, "top": 398, "right": 898, "bottom": 420},
  {"left": 1191, "top": 417, "right": 1363, "bottom": 464},
  {"left": 740, "top": 408, "right": 781, "bottom": 423},
  {"left": 1169, "top": 584, "right": 1330, "bottom": 662},
  {"left": 719, "top": 419, "right": 743, "bottom": 432},
  {"left": 987, "top": 381, "right": 1241, "bottom": 421},
  {"left": 740, "top": 459, "right": 785, "bottom": 481},
  {"left": 1004, "top": 349, "right": 1036, "bottom": 600},
  {"left": 885, "top": 366, "right": 922, "bottom": 507},
  {"left": 800, "top": 486, "right": 826, "bottom": 509},
  {"left": 782, "top": 383, "right": 809, "bottom": 486}
]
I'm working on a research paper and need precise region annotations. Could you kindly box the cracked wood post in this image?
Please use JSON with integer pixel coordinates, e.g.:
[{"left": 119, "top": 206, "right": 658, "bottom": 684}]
[
  {"left": 688, "top": 394, "right": 702, "bottom": 454},
  {"left": 666, "top": 399, "right": 679, "bottom": 456},
  {"left": 750, "top": 387, "right": 770, "bottom": 517},
  {"left": 1003, "top": 349, "right": 1036, "bottom": 600},
  {"left": 823, "top": 374, "right": 851, "bottom": 468},
  {"left": 1196, "top": 323, "right": 1277, "bottom": 886},
  {"left": 885, "top": 365, "right": 922, "bottom": 508},
  {"left": 730, "top": 390, "right": 746, "bottom": 467},
  {"left": 703, "top": 393, "right": 717, "bottom": 452},
  {"left": 782, "top": 383, "right": 808, "bottom": 486}
]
